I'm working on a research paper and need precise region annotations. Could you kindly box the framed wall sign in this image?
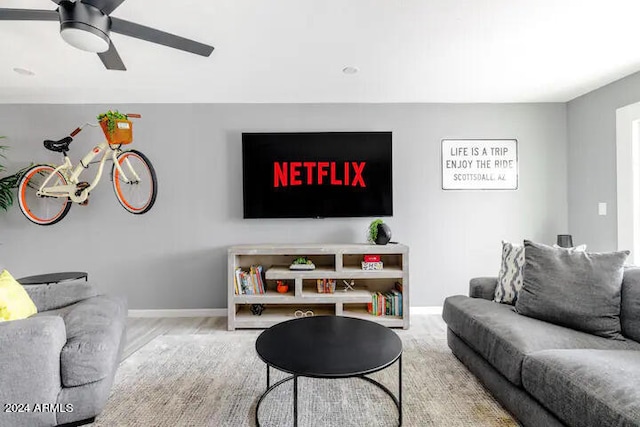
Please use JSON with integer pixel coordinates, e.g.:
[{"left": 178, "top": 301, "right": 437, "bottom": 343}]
[{"left": 441, "top": 139, "right": 518, "bottom": 190}]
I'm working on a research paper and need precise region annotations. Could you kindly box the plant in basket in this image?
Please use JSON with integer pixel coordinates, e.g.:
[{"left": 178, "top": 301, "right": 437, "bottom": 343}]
[{"left": 97, "top": 110, "right": 133, "bottom": 145}]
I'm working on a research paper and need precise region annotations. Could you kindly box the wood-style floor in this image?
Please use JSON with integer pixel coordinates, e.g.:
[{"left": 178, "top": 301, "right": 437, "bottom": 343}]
[
  {"left": 123, "top": 317, "right": 227, "bottom": 360},
  {"left": 123, "top": 314, "right": 445, "bottom": 361}
]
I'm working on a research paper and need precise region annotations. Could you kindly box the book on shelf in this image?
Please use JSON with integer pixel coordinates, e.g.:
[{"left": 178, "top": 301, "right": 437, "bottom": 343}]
[
  {"left": 395, "top": 281, "right": 403, "bottom": 293},
  {"left": 316, "top": 278, "right": 336, "bottom": 293},
  {"left": 367, "top": 287, "right": 403, "bottom": 316},
  {"left": 234, "top": 265, "right": 266, "bottom": 295}
]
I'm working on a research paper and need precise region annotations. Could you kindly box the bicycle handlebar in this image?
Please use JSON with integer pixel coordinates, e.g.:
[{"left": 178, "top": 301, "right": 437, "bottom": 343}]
[
  {"left": 127, "top": 113, "right": 141, "bottom": 118},
  {"left": 67, "top": 122, "right": 98, "bottom": 138}
]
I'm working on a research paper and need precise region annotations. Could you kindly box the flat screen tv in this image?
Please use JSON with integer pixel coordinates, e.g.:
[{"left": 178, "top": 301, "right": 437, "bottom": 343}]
[{"left": 242, "top": 132, "right": 393, "bottom": 218}]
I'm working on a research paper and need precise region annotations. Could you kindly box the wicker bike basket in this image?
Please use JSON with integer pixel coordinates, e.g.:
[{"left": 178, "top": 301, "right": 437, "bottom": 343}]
[{"left": 100, "top": 118, "right": 133, "bottom": 145}]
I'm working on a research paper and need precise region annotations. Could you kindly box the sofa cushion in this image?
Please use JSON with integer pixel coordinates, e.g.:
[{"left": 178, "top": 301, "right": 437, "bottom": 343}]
[
  {"left": 0, "top": 316, "right": 67, "bottom": 427},
  {"left": 516, "top": 240, "right": 628, "bottom": 339},
  {"left": 469, "top": 277, "right": 498, "bottom": 301},
  {"left": 621, "top": 267, "right": 640, "bottom": 342},
  {"left": 25, "top": 281, "right": 98, "bottom": 312},
  {"left": 495, "top": 241, "right": 525, "bottom": 304},
  {"left": 522, "top": 349, "right": 640, "bottom": 427},
  {"left": 49, "top": 295, "right": 127, "bottom": 387},
  {"left": 443, "top": 295, "right": 640, "bottom": 386}
]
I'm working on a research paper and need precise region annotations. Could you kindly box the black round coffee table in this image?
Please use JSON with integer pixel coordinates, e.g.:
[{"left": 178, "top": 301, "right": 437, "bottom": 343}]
[{"left": 255, "top": 316, "right": 403, "bottom": 426}]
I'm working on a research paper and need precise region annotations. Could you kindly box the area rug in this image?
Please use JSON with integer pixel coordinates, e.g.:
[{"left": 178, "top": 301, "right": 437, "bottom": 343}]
[{"left": 94, "top": 328, "right": 516, "bottom": 426}]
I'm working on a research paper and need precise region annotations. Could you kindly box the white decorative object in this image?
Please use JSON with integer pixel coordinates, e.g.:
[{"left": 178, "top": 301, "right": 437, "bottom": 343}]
[
  {"left": 289, "top": 263, "right": 316, "bottom": 270},
  {"left": 362, "top": 261, "right": 383, "bottom": 270},
  {"left": 294, "top": 310, "right": 314, "bottom": 318},
  {"left": 442, "top": 139, "right": 518, "bottom": 190},
  {"left": 552, "top": 244, "right": 587, "bottom": 252},
  {"left": 343, "top": 280, "right": 356, "bottom": 291}
]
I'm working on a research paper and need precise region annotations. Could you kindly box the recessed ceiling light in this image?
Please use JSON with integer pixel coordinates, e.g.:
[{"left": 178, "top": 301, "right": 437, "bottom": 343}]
[
  {"left": 13, "top": 67, "right": 35, "bottom": 76},
  {"left": 342, "top": 66, "right": 359, "bottom": 75}
]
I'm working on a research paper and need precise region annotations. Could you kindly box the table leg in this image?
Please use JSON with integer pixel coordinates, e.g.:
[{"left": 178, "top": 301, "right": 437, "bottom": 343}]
[
  {"left": 399, "top": 354, "right": 403, "bottom": 426},
  {"left": 293, "top": 374, "right": 298, "bottom": 427}
]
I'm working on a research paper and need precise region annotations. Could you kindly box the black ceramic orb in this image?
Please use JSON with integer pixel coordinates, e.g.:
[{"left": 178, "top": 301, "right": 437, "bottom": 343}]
[{"left": 375, "top": 223, "right": 392, "bottom": 245}]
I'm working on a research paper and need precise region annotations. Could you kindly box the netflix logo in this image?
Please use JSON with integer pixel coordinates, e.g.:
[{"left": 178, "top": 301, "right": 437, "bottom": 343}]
[{"left": 274, "top": 161, "right": 366, "bottom": 187}]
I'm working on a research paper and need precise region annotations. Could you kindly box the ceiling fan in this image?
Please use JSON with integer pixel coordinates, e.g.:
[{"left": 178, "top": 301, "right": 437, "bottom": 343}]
[{"left": 0, "top": 0, "right": 214, "bottom": 71}]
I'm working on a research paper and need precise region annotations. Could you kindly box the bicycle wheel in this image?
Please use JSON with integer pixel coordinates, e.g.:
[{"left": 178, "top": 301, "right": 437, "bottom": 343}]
[
  {"left": 18, "top": 165, "right": 71, "bottom": 225},
  {"left": 112, "top": 149, "right": 157, "bottom": 214}
]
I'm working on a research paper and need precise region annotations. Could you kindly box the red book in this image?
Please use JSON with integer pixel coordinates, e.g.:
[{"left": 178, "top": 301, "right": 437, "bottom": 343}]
[{"left": 364, "top": 255, "right": 380, "bottom": 262}]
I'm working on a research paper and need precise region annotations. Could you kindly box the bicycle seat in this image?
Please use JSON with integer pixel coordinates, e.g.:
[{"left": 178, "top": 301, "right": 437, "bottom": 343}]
[{"left": 43, "top": 136, "right": 72, "bottom": 153}]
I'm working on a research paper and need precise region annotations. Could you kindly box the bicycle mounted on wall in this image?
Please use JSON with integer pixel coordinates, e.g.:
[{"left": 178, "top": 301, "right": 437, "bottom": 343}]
[{"left": 18, "top": 113, "right": 157, "bottom": 225}]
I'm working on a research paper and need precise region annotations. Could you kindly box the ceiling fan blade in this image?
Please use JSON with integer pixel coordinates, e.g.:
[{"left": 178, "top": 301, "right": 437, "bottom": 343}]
[
  {"left": 0, "top": 9, "right": 59, "bottom": 21},
  {"left": 98, "top": 41, "right": 126, "bottom": 70},
  {"left": 81, "top": 0, "right": 126, "bottom": 15},
  {"left": 110, "top": 17, "right": 214, "bottom": 57}
]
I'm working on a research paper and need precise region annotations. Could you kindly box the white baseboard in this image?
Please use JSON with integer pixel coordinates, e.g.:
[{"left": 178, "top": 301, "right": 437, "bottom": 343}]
[
  {"left": 410, "top": 306, "right": 443, "bottom": 315},
  {"left": 128, "top": 309, "right": 226, "bottom": 318},
  {"left": 129, "top": 307, "right": 442, "bottom": 317}
]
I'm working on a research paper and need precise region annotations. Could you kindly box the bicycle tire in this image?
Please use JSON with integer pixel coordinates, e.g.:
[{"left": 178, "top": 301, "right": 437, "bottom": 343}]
[
  {"left": 112, "top": 149, "right": 157, "bottom": 215},
  {"left": 18, "top": 165, "right": 71, "bottom": 226}
]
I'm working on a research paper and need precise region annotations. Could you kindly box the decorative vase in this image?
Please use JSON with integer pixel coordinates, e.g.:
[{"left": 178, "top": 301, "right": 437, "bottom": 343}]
[
  {"left": 556, "top": 234, "right": 573, "bottom": 248},
  {"left": 375, "top": 223, "right": 392, "bottom": 245},
  {"left": 276, "top": 281, "right": 289, "bottom": 293},
  {"left": 250, "top": 304, "right": 265, "bottom": 316}
]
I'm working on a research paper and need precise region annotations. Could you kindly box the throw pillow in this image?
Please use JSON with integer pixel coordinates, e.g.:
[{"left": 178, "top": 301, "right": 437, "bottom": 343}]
[
  {"left": 552, "top": 243, "right": 587, "bottom": 252},
  {"left": 515, "top": 240, "right": 629, "bottom": 339},
  {"left": 0, "top": 269, "right": 38, "bottom": 321},
  {"left": 495, "top": 241, "right": 525, "bottom": 304}
]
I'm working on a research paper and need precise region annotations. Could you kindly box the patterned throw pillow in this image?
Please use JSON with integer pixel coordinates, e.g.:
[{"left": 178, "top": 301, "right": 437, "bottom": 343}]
[{"left": 494, "top": 241, "right": 525, "bottom": 304}]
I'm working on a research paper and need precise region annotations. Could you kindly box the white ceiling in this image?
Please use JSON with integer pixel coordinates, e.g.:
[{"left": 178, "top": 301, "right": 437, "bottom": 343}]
[{"left": 2, "top": 0, "right": 640, "bottom": 104}]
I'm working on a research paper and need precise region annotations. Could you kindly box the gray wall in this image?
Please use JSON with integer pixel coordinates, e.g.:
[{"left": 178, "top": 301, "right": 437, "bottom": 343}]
[
  {"left": 0, "top": 103, "right": 567, "bottom": 309},
  {"left": 568, "top": 71, "right": 640, "bottom": 251}
]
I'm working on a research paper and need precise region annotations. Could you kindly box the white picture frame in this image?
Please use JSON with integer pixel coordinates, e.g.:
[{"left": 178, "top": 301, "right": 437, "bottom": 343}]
[{"left": 441, "top": 139, "right": 518, "bottom": 190}]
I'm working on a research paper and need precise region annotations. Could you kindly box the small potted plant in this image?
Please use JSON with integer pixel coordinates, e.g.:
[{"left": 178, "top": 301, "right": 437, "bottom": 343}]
[
  {"left": 97, "top": 110, "right": 133, "bottom": 145},
  {"left": 368, "top": 219, "right": 392, "bottom": 245},
  {"left": 289, "top": 256, "right": 316, "bottom": 270}
]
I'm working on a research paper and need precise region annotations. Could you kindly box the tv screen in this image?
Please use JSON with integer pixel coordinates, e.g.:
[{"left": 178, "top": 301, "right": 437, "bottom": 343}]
[{"left": 242, "top": 132, "right": 393, "bottom": 218}]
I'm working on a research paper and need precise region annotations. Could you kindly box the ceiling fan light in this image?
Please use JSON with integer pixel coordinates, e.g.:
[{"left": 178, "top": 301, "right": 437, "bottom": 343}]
[
  {"left": 61, "top": 24, "right": 110, "bottom": 53},
  {"left": 58, "top": 1, "right": 111, "bottom": 53}
]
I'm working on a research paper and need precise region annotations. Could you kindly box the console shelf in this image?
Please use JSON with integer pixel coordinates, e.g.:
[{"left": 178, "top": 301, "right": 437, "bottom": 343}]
[{"left": 227, "top": 243, "right": 409, "bottom": 330}]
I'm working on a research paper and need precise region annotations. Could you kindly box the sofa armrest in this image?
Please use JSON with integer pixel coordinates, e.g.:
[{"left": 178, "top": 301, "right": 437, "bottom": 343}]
[
  {"left": 24, "top": 281, "right": 99, "bottom": 312},
  {"left": 0, "top": 316, "right": 66, "bottom": 427},
  {"left": 469, "top": 277, "right": 498, "bottom": 300}
]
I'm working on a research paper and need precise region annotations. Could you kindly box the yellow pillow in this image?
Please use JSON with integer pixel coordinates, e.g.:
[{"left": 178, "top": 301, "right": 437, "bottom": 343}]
[{"left": 0, "top": 270, "right": 37, "bottom": 321}]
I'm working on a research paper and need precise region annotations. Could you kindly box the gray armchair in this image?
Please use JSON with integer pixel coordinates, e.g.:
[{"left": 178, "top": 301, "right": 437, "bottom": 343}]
[{"left": 0, "top": 281, "right": 127, "bottom": 427}]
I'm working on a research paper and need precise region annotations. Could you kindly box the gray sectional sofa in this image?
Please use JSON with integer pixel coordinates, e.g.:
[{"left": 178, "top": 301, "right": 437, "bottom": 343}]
[
  {"left": 443, "top": 268, "right": 640, "bottom": 427},
  {"left": 0, "top": 281, "right": 127, "bottom": 427}
]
